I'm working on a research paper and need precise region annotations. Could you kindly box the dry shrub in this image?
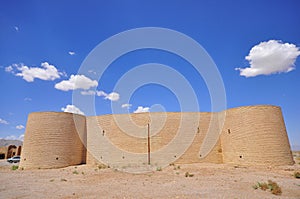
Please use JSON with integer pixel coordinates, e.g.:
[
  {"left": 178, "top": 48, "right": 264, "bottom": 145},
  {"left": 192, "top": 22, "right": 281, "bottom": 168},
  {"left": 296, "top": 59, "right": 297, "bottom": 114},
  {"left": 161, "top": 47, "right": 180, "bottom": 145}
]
[
  {"left": 185, "top": 172, "right": 194, "bottom": 177},
  {"left": 253, "top": 180, "right": 282, "bottom": 195},
  {"left": 268, "top": 180, "right": 282, "bottom": 195},
  {"left": 294, "top": 171, "right": 300, "bottom": 178}
]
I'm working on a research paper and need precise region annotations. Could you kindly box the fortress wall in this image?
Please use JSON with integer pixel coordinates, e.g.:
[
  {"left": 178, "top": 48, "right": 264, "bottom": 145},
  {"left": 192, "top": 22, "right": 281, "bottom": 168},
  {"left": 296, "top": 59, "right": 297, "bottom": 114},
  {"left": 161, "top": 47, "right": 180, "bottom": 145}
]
[
  {"left": 221, "top": 105, "right": 294, "bottom": 166},
  {"left": 21, "top": 105, "right": 294, "bottom": 169},
  {"left": 175, "top": 112, "right": 223, "bottom": 164},
  {"left": 0, "top": 147, "right": 8, "bottom": 159},
  {"left": 19, "top": 112, "right": 86, "bottom": 169},
  {"left": 16, "top": 146, "right": 22, "bottom": 156},
  {"left": 86, "top": 112, "right": 222, "bottom": 167}
]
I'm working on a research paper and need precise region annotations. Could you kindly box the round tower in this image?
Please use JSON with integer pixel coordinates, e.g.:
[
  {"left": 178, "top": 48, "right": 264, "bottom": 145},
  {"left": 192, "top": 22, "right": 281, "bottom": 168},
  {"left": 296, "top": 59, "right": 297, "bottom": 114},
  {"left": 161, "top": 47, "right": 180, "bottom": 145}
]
[
  {"left": 221, "top": 105, "right": 294, "bottom": 166},
  {"left": 19, "top": 112, "right": 86, "bottom": 169}
]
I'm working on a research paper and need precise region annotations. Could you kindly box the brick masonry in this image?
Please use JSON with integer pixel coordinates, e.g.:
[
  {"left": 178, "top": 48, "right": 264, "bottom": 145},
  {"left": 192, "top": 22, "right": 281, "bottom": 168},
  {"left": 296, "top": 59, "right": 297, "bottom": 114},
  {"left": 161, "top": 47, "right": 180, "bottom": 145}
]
[{"left": 19, "top": 105, "right": 294, "bottom": 169}]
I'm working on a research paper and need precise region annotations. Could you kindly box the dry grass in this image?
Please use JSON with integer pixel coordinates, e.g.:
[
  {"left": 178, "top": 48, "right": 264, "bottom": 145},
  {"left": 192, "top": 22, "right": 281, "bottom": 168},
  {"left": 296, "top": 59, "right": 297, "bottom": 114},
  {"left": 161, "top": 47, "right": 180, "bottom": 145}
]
[
  {"left": 253, "top": 180, "right": 282, "bottom": 195},
  {"left": 185, "top": 172, "right": 194, "bottom": 177},
  {"left": 11, "top": 165, "right": 19, "bottom": 170},
  {"left": 294, "top": 171, "right": 300, "bottom": 178},
  {"left": 72, "top": 170, "right": 79, "bottom": 175}
]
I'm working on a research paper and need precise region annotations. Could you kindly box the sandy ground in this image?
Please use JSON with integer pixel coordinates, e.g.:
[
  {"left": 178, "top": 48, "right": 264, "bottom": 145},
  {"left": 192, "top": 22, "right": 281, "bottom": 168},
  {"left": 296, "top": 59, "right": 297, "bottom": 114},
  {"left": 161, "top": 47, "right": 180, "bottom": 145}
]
[{"left": 0, "top": 153, "right": 300, "bottom": 199}]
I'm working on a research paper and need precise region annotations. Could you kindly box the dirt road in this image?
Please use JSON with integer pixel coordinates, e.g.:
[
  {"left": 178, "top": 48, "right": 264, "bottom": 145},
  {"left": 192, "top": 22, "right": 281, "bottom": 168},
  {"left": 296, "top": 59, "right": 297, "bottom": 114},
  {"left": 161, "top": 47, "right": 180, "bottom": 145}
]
[{"left": 0, "top": 158, "right": 300, "bottom": 199}]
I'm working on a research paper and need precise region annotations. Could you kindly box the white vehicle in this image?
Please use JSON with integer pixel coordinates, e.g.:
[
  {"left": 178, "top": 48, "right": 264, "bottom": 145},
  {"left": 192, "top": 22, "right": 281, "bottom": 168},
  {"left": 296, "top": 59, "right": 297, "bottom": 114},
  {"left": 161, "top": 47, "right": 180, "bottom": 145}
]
[{"left": 7, "top": 156, "right": 20, "bottom": 163}]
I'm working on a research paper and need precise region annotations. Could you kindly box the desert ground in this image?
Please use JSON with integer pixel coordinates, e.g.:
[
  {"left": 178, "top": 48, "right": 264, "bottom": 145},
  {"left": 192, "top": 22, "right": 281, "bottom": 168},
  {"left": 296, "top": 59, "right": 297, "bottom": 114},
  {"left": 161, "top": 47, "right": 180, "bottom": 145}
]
[{"left": 0, "top": 152, "right": 299, "bottom": 199}]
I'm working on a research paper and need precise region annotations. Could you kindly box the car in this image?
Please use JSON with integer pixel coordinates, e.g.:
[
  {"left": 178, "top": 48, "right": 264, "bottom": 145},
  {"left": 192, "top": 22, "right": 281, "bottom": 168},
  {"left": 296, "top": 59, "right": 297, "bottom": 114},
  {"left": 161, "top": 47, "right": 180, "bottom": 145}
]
[{"left": 7, "top": 156, "right": 21, "bottom": 163}]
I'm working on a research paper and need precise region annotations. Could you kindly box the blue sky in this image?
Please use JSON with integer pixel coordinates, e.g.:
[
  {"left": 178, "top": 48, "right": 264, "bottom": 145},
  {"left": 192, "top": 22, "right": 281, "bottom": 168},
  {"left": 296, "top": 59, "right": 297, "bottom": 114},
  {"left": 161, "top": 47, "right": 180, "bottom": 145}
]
[{"left": 0, "top": 0, "right": 299, "bottom": 149}]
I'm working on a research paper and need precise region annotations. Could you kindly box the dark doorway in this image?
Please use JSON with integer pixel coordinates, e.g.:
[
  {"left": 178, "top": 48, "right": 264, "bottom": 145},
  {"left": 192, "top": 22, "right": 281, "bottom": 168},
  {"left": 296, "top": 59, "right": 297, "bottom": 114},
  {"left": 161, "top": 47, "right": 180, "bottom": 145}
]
[{"left": 7, "top": 145, "right": 17, "bottom": 158}]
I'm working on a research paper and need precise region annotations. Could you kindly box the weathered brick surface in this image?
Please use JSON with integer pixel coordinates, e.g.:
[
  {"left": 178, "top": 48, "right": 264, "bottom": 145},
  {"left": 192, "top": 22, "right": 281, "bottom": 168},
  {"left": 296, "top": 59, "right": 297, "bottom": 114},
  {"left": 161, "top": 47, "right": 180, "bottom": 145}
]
[
  {"left": 19, "top": 112, "right": 86, "bottom": 169},
  {"left": 20, "top": 105, "right": 294, "bottom": 169},
  {"left": 221, "top": 105, "right": 294, "bottom": 166}
]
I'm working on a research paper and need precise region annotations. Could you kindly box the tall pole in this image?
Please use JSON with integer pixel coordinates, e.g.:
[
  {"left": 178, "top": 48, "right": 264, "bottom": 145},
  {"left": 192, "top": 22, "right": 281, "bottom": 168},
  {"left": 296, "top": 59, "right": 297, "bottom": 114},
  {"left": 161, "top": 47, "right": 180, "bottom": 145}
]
[{"left": 147, "top": 123, "right": 150, "bottom": 165}]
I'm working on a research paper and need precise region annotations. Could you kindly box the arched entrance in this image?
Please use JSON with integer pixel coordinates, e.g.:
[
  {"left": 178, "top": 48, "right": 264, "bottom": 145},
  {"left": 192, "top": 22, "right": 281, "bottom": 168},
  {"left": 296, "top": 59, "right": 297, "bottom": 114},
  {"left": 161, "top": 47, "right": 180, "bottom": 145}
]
[{"left": 7, "top": 145, "right": 17, "bottom": 158}]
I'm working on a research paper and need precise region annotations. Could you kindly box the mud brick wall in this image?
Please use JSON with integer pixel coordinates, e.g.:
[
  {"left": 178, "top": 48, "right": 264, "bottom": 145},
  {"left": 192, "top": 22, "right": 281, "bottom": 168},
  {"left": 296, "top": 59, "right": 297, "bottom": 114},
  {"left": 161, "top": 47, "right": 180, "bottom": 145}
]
[{"left": 20, "top": 105, "right": 294, "bottom": 169}]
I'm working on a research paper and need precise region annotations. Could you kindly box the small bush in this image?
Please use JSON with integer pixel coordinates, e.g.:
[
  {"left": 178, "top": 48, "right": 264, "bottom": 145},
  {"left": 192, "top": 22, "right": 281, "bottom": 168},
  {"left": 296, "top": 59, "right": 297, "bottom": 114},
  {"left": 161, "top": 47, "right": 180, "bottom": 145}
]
[
  {"left": 185, "top": 172, "right": 194, "bottom": 177},
  {"left": 73, "top": 170, "right": 79, "bottom": 175},
  {"left": 11, "top": 165, "right": 19, "bottom": 170},
  {"left": 268, "top": 180, "right": 282, "bottom": 195},
  {"left": 61, "top": 178, "right": 67, "bottom": 182},
  {"left": 259, "top": 182, "right": 269, "bottom": 191},
  {"left": 156, "top": 167, "right": 162, "bottom": 171},
  {"left": 98, "top": 164, "right": 107, "bottom": 169},
  {"left": 253, "top": 180, "right": 282, "bottom": 195},
  {"left": 294, "top": 171, "right": 300, "bottom": 178}
]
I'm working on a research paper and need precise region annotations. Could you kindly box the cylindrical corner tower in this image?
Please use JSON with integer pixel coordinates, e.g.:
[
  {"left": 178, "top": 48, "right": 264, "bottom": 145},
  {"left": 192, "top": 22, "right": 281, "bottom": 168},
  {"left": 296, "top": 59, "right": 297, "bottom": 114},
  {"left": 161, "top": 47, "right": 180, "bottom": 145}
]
[
  {"left": 19, "top": 112, "right": 86, "bottom": 169},
  {"left": 221, "top": 105, "right": 294, "bottom": 166}
]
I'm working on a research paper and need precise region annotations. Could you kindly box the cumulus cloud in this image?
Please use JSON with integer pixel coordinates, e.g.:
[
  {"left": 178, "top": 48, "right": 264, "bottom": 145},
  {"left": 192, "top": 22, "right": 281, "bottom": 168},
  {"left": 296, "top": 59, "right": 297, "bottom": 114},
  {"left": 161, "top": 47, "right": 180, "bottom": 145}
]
[
  {"left": 121, "top": 103, "right": 132, "bottom": 109},
  {"left": 5, "top": 62, "right": 64, "bottom": 82},
  {"left": 68, "top": 51, "right": 75, "bottom": 55},
  {"left": 96, "top": 91, "right": 108, "bottom": 97},
  {"left": 55, "top": 75, "right": 98, "bottom": 91},
  {"left": 16, "top": 125, "right": 25, "bottom": 130},
  {"left": 80, "top": 90, "right": 105, "bottom": 96},
  {"left": 80, "top": 90, "right": 96, "bottom": 95},
  {"left": 134, "top": 106, "right": 150, "bottom": 113},
  {"left": 61, "top": 104, "right": 85, "bottom": 115},
  {"left": 105, "top": 92, "right": 120, "bottom": 101},
  {"left": 5, "top": 66, "right": 13, "bottom": 72},
  {"left": 3, "top": 134, "right": 24, "bottom": 141},
  {"left": 80, "top": 90, "right": 120, "bottom": 101},
  {"left": 0, "top": 118, "right": 9, "bottom": 125},
  {"left": 236, "top": 40, "right": 300, "bottom": 77}
]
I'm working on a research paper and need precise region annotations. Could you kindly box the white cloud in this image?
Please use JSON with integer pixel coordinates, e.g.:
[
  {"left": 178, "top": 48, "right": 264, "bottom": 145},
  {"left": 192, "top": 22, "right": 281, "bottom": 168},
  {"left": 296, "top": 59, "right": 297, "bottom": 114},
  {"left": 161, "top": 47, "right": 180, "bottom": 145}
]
[
  {"left": 3, "top": 134, "right": 24, "bottom": 141},
  {"left": 105, "top": 92, "right": 120, "bottom": 101},
  {"left": 121, "top": 103, "right": 132, "bottom": 109},
  {"left": 0, "top": 118, "right": 9, "bottom": 125},
  {"left": 80, "top": 90, "right": 108, "bottom": 97},
  {"left": 5, "top": 66, "right": 13, "bottom": 72},
  {"left": 134, "top": 106, "right": 150, "bottom": 113},
  {"left": 5, "top": 62, "right": 64, "bottom": 82},
  {"left": 80, "top": 90, "right": 96, "bottom": 95},
  {"left": 88, "top": 70, "right": 97, "bottom": 75},
  {"left": 80, "top": 90, "right": 120, "bottom": 101},
  {"left": 55, "top": 75, "right": 98, "bottom": 91},
  {"left": 14, "top": 26, "right": 19, "bottom": 31},
  {"left": 68, "top": 51, "right": 75, "bottom": 55},
  {"left": 24, "top": 97, "right": 32, "bottom": 101},
  {"left": 16, "top": 125, "right": 25, "bottom": 130},
  {"left": 81, "top": 90, "right": 107, "bottom": 97},
  {"left": 61, "top": 104, "right": 85, "bottom": 115},
  {"left": 4, "top": 135, "right": 17, "bottom": 140},
  {"left": 236, "top": 40, "right": 300, "bottom": 77},
  {"left": 18, "top": 134, "right": 24, "bottom": 141}
]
